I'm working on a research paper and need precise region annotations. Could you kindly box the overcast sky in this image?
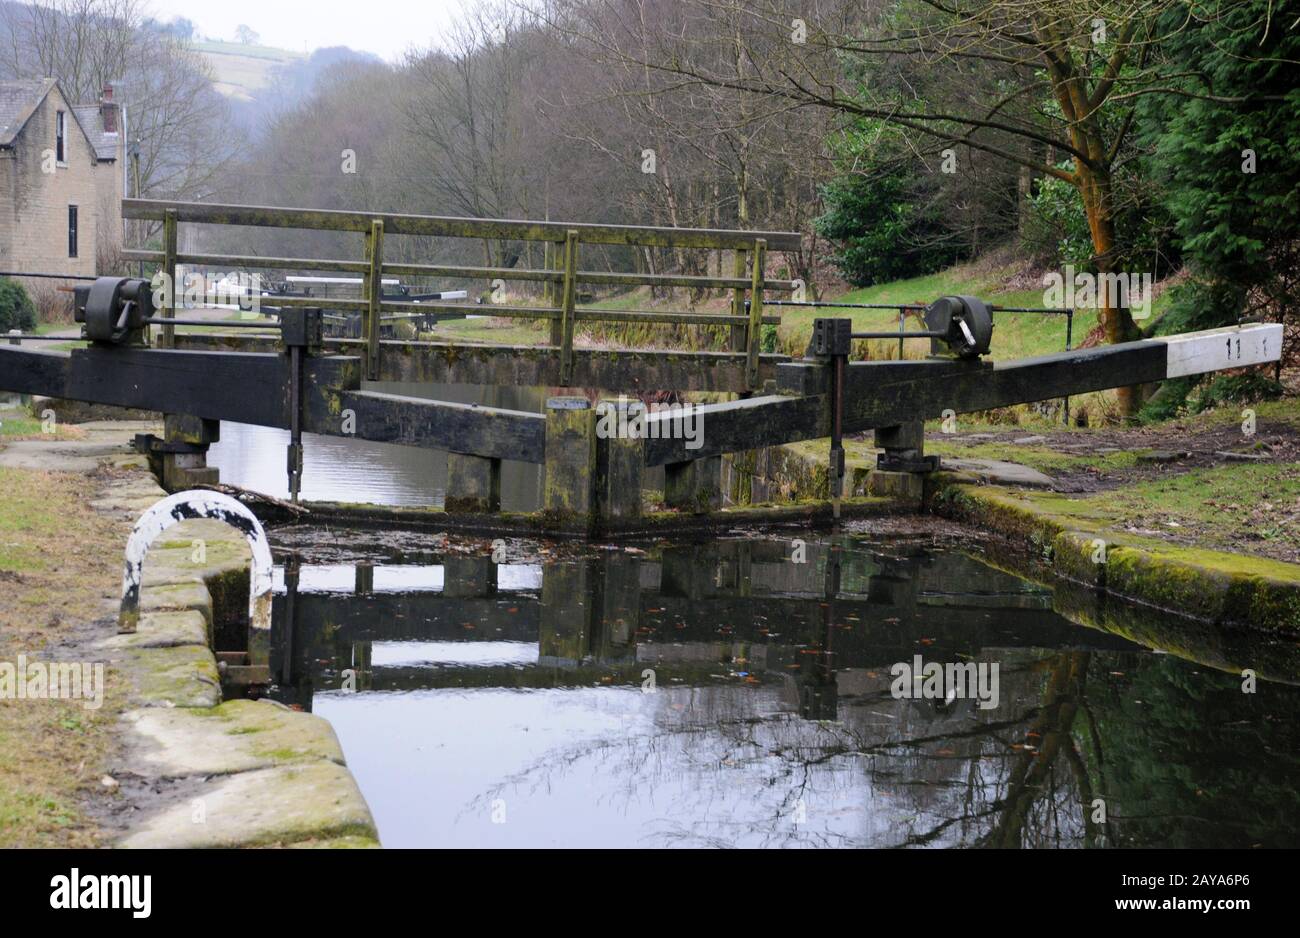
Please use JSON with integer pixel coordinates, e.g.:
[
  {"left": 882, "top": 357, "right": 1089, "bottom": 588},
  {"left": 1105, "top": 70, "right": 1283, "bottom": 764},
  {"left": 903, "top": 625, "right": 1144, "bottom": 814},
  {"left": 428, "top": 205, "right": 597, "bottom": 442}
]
[{"left": 142, "top": 0, "right": 464, "bottom": 61}]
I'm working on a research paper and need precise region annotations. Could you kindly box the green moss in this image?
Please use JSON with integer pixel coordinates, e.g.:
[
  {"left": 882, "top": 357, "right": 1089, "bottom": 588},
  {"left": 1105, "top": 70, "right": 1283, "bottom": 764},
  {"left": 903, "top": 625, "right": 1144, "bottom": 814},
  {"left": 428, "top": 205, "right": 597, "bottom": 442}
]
[
  {"left": 288, "top": 834, "right": 382, "bottom": 849},
  {"left": 188, "top": 707, "right": 233, "bottom": 720},
  {"left": 932, "top": 478, "right": 1300, "bottom": 632},
  {"left": 927, "top": 439, "right": 1145, "bottom": 474},
  {"left": 242, "top": 822, "right": 379, "bottom": 848},
  {"left": 254, "top": 747, "right": 306, "bottom": 761},
  {"left": 121, "top": 645, "right": 222, "bottom": 709}
]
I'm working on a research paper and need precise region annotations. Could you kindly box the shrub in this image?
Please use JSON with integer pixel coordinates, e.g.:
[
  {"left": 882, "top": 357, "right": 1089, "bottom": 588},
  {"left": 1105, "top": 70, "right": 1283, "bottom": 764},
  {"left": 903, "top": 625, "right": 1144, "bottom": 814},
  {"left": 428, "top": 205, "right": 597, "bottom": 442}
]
[
  {"left": 29, "top": 280, "right": 74, "bottom": 324},
  {"left": 0, "top": 277, "right": 37, "bottom": 333},
  {"left": 1190, "top": 373, "right": 1284, "bottom": 413},
  {"left": 816, "top": 166, "right": 964, "bottom": 286}
]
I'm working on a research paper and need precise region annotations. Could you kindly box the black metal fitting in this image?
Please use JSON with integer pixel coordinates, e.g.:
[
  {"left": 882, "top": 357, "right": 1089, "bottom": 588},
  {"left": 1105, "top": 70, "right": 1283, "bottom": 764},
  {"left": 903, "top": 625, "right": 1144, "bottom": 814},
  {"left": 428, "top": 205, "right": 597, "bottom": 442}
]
[
  {"left": 279, "top": 307, "right": 323, "bottom": 355},
  {"left": 281, "top": 309, "right": 319, "bottom": 503},
  {"left": 807, "top": 318, "right": 854, "bottom": 518},
  {"left": 876, "top": 451, "right": 941, "bottom": 473},
  {"left": 811, "top": 317, "right": 853, "bottom": 357},
  {"left": 923, "top": 295, "right": 993, "bottom": 359},
  {"left": 829, "top": 447, "right": 846, "bottom": 498},
  {"left": 74, "top": 277, "right": 153, "bottom": 345},
  {"left": 132, "top": 433, "right": 207, "bottom": 455}
]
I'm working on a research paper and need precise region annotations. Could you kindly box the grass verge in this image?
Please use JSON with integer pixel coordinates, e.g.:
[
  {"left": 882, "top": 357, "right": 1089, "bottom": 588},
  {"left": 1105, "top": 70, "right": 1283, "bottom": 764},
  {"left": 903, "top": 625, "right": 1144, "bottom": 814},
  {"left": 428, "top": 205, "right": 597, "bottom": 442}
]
[{"left": 0, "top": 466, "right": 124, "bottom": 847}]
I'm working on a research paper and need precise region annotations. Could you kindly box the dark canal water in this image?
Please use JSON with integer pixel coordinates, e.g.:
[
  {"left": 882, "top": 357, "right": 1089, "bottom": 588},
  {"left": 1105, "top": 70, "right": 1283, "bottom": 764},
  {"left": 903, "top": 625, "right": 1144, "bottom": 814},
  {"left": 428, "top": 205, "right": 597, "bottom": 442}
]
[{"left": 260, "top": 532, "right": 1300, "bottom": 849}]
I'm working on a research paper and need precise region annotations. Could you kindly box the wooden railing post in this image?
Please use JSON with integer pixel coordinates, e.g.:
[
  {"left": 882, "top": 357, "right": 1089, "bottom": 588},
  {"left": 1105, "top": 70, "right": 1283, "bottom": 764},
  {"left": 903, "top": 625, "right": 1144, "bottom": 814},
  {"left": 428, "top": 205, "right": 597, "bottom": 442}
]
[
  {"left": 160, "top": 207, "right": 177, "bottom": 348},
  {"left": 363, "top": 219, "right": 384, "bottom": 380},
  {"left": 559, "top": 229, "right": 578, "bottom": 385},
  {"left": 548, "top": 237, "right": 564, "bottom": 347},
  {"left": 542, "top": 240, "right": 554, "bottom": 309},
  {"left": 746, "top": 238, "right": 766, "bottom": 388},
  {"left": 729, "top": 247, "right": 748, "bottom": 352}
]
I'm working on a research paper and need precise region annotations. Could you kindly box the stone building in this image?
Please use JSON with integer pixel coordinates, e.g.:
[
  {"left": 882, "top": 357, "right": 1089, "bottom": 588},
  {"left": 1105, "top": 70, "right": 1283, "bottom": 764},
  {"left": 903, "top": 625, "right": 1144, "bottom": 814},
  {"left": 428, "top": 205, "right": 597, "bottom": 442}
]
[{"left": 0, "top": 78, "right": 125, "bottom": 284}]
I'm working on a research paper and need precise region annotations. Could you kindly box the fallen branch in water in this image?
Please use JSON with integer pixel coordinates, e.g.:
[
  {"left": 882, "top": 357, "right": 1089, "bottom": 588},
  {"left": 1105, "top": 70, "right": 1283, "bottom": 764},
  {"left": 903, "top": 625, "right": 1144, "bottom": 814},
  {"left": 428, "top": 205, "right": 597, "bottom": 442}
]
[{"left": 192, "top": 482, "right": 311, "bottom": 517}]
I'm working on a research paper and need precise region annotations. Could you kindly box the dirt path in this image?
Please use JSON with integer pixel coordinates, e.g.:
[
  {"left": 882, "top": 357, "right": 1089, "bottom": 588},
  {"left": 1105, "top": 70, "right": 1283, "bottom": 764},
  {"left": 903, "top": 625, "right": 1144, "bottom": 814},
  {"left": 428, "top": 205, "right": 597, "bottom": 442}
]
[
  {"left": 937, "top": 415, "right": 1299, "bottom": 494},
  {"left": 0, "top": 455, "right": 143, "bottom": 846},
  {"left": 916, "top": 402, "right": 1300, "bottom": 565}
]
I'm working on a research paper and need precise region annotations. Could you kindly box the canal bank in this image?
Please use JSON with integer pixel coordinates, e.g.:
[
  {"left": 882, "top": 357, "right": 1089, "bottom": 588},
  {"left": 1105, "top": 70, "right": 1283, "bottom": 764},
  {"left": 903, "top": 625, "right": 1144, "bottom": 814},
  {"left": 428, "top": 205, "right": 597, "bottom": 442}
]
[
  {"left": 927, "top": 477, "right": 1300, "bottom": 633},
  {"left": 0, "top": 414, "right": 379, "bottom": 848},
  {"left": 762, "top": 405, "right": 1300, "bottom": 634}
]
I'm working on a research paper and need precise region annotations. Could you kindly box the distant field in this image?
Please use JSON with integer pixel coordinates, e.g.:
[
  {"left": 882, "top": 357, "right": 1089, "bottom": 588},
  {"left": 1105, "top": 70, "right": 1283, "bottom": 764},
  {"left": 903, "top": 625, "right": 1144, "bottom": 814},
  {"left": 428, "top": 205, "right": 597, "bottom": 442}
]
[
  {"left": 193, "top": 39, "right": 304, "bottom": 61},
  {"left": 192, "top": 39, "right": 302, "bottom": 100}
]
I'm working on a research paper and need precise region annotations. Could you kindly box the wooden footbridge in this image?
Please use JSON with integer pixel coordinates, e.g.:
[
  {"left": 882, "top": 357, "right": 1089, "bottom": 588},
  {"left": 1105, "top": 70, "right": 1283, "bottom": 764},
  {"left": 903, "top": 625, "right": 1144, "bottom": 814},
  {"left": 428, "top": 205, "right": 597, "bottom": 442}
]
[{"left": 0, "top": 198, "right": 1284, "bottom": 532}]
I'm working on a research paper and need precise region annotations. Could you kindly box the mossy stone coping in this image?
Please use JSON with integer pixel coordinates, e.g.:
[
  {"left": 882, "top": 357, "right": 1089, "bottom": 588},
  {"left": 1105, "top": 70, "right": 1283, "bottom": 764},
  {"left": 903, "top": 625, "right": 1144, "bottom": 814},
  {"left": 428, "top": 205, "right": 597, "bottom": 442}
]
[
  {"left": 95, "top": 473, "right": 380, "bottom": 849},
  {"left": 930, "top": 477, "right": 1300, "bottom": 633}
]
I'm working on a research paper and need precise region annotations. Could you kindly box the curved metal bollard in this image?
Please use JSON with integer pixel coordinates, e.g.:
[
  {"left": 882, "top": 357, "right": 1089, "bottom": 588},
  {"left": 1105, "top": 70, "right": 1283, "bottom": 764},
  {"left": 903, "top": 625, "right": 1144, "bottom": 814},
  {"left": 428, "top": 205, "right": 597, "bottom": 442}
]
[{"left": 118, "top": 492, "right": 273, "bottom": 656}]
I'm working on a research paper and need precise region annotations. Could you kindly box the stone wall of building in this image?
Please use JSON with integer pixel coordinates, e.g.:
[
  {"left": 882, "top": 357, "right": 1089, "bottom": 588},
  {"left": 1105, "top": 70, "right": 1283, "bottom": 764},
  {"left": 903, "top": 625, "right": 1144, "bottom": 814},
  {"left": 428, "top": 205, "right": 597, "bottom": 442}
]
[{"left": 0, "top": 85, "right": 109, "bottom": 285}]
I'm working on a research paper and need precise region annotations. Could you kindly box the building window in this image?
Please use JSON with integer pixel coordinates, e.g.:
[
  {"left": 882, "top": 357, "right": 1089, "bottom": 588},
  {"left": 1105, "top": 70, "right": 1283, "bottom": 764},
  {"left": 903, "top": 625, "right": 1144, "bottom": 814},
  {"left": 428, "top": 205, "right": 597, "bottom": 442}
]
[
  {"left": 68, "top": 205, "right": 78, "bottom": 258},
  {"left": 56, "top": 110, "right": 65, "bottom": 163}
]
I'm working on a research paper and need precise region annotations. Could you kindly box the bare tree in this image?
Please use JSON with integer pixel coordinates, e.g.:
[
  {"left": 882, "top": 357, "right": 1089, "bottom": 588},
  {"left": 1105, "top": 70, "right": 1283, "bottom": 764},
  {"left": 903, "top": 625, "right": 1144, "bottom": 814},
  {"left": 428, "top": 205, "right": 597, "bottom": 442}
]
[
  {"left": 402, "top": 2, "right": 545, "bottom": 267},
  {"left": 3, "top": 0, "right": 145, "bottom": 101},
  {"left": 542, "top": 0, "right": 1279, "bottom": 414},
  {"left": 2, "top": 0, "right": 242, "bottom": 211}
]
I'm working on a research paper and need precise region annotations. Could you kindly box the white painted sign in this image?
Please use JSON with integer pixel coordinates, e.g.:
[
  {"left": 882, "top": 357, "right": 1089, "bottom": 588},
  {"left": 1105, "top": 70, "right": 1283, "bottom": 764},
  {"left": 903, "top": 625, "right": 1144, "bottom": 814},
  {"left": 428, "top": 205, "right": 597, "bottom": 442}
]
[{"left": 1156, "top": 323, "right": 1283, "bottom": 378}]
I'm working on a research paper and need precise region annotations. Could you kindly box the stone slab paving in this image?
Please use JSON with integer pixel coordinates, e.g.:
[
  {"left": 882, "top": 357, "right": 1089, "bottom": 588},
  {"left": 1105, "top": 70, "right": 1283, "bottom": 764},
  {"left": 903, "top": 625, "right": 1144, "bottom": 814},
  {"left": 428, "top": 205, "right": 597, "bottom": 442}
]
[
  {"left": 940, "top": 457, "right": 1057, "bottom": 489},
  {"left": 118, "top": 762, "right": 376, "bottom": 849},
  {"left": 116, "top": 700, "right": 347, "bottom": 779},
  {"left": 2, "top": 421, "right": 381, "bottom": 848},
  {"left": 112, "top": 645, "right": 224, "bottom": 709},
  {"left": 96, "top": 610, "right": 210, "bottom": 650}
]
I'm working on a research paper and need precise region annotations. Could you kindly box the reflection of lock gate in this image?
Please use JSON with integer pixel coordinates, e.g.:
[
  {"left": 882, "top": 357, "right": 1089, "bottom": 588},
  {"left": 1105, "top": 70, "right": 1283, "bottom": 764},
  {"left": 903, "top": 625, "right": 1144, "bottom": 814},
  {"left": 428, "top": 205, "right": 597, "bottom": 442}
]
[{"left": 263, "top": 542, "right": 1142, "bottom": 711}]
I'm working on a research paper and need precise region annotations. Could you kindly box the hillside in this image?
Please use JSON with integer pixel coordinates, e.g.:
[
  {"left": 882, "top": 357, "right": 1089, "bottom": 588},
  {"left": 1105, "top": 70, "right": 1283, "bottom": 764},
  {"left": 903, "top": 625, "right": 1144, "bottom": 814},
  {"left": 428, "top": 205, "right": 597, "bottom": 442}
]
[
  {"left": 192, "top": 39, "right": 303, "bottom": 102},
  {"left": 193, "top": 40, "right": 382, "bottom": 132}
]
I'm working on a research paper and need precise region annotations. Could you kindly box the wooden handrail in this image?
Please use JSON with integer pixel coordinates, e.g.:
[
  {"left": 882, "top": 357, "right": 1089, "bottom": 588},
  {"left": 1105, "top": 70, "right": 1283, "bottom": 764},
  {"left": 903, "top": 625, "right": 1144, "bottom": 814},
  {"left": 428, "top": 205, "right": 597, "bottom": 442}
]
[
  {"left": 123, "top": 249, "right": 798, "bottom": 292},
  {"left": 123, "top": 198, "right": 801, "bottom": 389},
  {"left": 122, "top": 198, "right": 803, "bottom": 252}
]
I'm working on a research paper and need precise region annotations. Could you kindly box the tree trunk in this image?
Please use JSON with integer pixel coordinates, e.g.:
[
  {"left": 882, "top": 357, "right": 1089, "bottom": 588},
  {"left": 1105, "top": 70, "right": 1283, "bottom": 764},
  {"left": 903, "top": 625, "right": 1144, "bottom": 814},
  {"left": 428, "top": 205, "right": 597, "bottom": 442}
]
[
  {"left": 1018, "top": 164, "right": 1035, "bottom": 235},
  {"left": 1079, "top": 166, "right": 1143, "bottom": 418}
]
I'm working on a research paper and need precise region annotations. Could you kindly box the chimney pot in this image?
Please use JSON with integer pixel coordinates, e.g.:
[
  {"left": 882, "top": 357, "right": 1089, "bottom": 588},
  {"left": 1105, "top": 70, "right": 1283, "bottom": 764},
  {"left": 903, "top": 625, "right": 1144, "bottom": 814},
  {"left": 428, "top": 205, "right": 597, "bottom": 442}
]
[{"left": 100, "top": 84, "right": 118, "bottom": 133}]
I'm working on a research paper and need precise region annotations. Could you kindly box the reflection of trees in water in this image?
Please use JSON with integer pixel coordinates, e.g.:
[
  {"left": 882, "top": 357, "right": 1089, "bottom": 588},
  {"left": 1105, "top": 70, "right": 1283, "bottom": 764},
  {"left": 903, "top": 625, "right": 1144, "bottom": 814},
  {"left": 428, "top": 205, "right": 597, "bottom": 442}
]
[
  {"left": 464, "top": 654, "right": 1077, "bottom": 846},
  {"left": 470, "top": 650, "right": 1300, "bottom": 847},
  {"left": 1091, "top": 657, "right": 1300, "bottom": 848}
]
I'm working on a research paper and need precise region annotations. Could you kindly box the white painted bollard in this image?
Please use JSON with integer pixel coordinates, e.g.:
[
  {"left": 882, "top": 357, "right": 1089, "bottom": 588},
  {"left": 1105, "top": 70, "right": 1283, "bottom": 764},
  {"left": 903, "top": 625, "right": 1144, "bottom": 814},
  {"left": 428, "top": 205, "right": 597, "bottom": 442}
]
[{"left": 118, "top": 491, "right": 273, "bottom": 642}]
